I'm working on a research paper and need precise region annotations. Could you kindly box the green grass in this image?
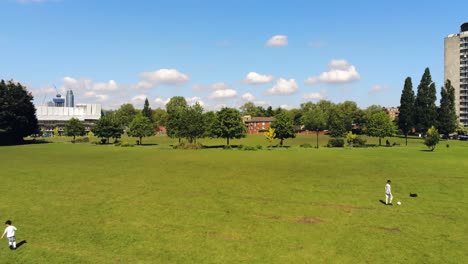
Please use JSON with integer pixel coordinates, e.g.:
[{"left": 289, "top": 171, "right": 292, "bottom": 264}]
[{"left": 0, "top": 136, "right": 467, "bottom": 263}]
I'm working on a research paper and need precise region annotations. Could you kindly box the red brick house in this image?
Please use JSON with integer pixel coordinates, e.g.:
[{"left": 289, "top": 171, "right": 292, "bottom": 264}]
[{"left": 243, "top": 116, "right": 275, "bottom": 134}]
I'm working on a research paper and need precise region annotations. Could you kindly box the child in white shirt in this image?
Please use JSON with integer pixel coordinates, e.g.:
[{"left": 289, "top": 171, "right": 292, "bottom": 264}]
[
  {"left": 1, "top": 220, "right": 17, "bottom": 250},
  {"left": 385, "top": 180, "right": 393, "bottom": 205}
]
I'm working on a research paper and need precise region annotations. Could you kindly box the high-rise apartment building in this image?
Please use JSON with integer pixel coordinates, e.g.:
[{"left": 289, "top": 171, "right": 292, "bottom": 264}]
[
  {"left": 66, "top": 89, "right": 74, "bottom": 107},
  {"left": 445, "top": 23, "right": 468, "bottom": 126}
]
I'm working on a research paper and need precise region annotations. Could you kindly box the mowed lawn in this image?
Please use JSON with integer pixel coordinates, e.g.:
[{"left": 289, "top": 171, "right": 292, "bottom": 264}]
[{"left": 0, "top": 137, "right": 466, "bottom": 263}]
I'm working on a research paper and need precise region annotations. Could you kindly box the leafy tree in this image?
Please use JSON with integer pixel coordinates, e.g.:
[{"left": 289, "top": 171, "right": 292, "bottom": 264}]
[
  {"left": 398, "top": 77, "right": 415, "bottom": 145},
  {"left": 152, "top": 108, "right": 168, "bottom": 127},
  {"left": 64, "top": 118, "right": 85, "bottom": 142},
  {"left": 364, "top": 111, "right": 395, "bottom": 146},
  {"left": 53, "top": 127, "right": 60, "bottom": 137},
  {"left": 437, "top": 80, "right": 457, "bottom": 135},
  {"left": 328, "top": 107, "right": 347, "bottom": 138},
  {"left": 271, "top": 111, "right": 296, "bottom": 147},
  {"left": 181, "top": 102, "right": 206, "bottom": 143},
  {"left": 127, "top": 114, "right": 154, "bottom": 145},
  {"left": 211, "top": 107, "right": 246, "bottom": 146},
  {"left": 115, "top": 103, "right": 138, "bottom": 128},
  {"left": 166, "top": 96, "right": 188, "bottom": 143},
  {"left": 240, "top": 102, "right": 257, "bottom": 116},
  {"left": 92, "top": 115, "right": 123, "bottom": 143},
  {"left": 264, "top": 127, "right": 276, "bottom": 148},
  {"left": 301, "top": 103, "right": 326, "bottom": 148},
  {"left": 424, "top": 126, "right": 440, "bottom": 151},
  {"left": 142, "top": 98, "right": 153, "bottom": 122},
  {"left": 266, "top": 106, "right": 274, "bottom": 117},
  {"left": 289, "top": 108, "right": 303, "bottom": 126},
  {"left": 346, "top": 131, "right": 357, "bottom": 147},
  {"left": 0, "top": 80, "right": 39, "bottom": 144},
  {"left": 203, "top": 111, "right": 216, "bottom": 138},
  {"left": 414, "top": 68, "right": 437, "bottom": 132}
]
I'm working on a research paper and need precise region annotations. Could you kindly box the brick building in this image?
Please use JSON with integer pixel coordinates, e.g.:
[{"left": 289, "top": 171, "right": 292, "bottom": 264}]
[{"left": 243, "top": 116, "right": 275, "bottom": 134}]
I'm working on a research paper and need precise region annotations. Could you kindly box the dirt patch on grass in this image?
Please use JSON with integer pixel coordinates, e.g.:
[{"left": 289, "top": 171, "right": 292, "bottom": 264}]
[
  {"left": 294, "top": 217, "right": 323, "bottom": 224},
  {"left": 206, "top": 231, "right": 243, "bottom": 241},
  {"left": 259, "top": 215, "right": 323, "bottom": 224},
  {"left": 317, "top": 203, "right": 371, "bottom": 210},
  {"left": 376, "top": 227, "right": 401, "bottom": 233}
]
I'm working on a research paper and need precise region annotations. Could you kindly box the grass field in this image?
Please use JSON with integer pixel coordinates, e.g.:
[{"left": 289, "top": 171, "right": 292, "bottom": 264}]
[{"left": 0, "top": 135, "right": 466, "bottom": 263}]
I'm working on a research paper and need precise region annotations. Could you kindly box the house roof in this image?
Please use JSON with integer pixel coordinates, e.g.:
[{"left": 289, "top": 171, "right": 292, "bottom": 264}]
[{"left": 244, "top": 117, "right": 275, "bottom": 123}]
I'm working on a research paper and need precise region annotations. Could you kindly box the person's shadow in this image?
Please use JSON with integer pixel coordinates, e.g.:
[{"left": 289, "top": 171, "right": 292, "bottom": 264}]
[
  {"left": 379, "top": 200, "right": 387, "bottom": 205},
  {"left": 16, "top": 240, "right": 27, "bottom": 249}
]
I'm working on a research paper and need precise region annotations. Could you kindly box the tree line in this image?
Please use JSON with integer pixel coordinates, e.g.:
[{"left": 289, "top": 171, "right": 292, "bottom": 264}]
[
  {"left": 0, "top": 68, "right": 462, "bottom": 147},
  {"left": 397, "top": 67, "right": 458, "bottom": 145}
]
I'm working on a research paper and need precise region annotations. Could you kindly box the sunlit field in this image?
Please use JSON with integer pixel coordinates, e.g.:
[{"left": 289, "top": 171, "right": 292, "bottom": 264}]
[{"left": 0, "top": 135, "right": 466, "bottom": 263}]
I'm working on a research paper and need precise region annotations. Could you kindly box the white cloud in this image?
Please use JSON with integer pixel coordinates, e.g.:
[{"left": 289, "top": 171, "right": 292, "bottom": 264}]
[
  {"left": 266, "top": 35, "right": 288, "bottom": 47},
  {"left": 95, "top": 94, "right": 109, "bottom": 102},
  {"left": 241, "top": 92, "right": 255, "bottom": 101},
  {"left": 137, "top": 69, "right": 189, "bottom": 89},
  {"left": 209, "top": 89, "right": 238, "bottom": 100},
  {"left": 242, "top": 72, "right": 274, "bottom": 85},
  {"left": 305, "top": 59, "right": 360, "bottom": 85},
  {"left": 154, "top": 97, "right": 170, "bottom": 108},
  {"left": 193, "top": 82, "right": 231, "bottom": 92},
  {"left": 186, "top": 96, "right": 204, "bottom": 106},
  {"left": 253, "top": 100, "right": 270, "bottom": 107},
  {"left": 302, "top": 91, "right": 327, "bottom": 101},
  {"left": 369, "top": 85, "right": 388, "bottom": 94},
  {"left": 280, "top": 104, "right": 292, "bottom": 110},
  {"left": 93, "top": 80, "right": 118, "bottom": 91},
  {"left": 266, "top": 78, "right": 299, "bottom": 95},
  {"left": 131, "top": 94, "right": 147, "bottom": 104}
]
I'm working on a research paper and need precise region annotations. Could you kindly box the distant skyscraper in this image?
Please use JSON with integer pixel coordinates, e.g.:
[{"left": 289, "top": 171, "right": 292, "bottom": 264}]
[
  {"left": 445, "top": 22, "right": 468, "bottom": 126},
  {"left": 66, "top": 90, "right": 74, "bottom": 107}
]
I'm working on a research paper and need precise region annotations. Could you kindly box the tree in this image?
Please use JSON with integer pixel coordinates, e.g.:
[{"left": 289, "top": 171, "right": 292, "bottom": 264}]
[
  {"left": 328, "top": 107, "right": 347, "bottom": 138},
  {"left": 424, "top": 126, "right": 440, "bottom": 151},
  {"left": 264, "top": 127, "right": 276, "bottom": 148},
  {"left": 127, "top": 114, "right": 154, "bottom": 145},
  {"left": 142, "top": 98, "right": 153, "bottom": 123},
  {"left": 211, "top": 107, "right": 246, "bottom": 146},
  {"left": 203, "top": 111, "right": 216, "bottom": 138},
  {"left": 437, "top": 80, "right": 457, "bottom": 135},
  {"left": 92, "top": 114, "right": 123, "bottom": 143},
  {"left": 166, "top": 96, "right": 188, "bottom": 143},
  {"left": 414, "top": 68, "right": 437, "bottom": 133},
  {"left": 364, "top": 111, "right": 396, "bottom": 146},
  {"left": 239, "top": 102, "right": 257, "bottom": 116},
  {"left": 181, "top": 102, "right": 206, "bottom": 143},
  {"left": 398, "top": 77, "right": 415, "bottom": 145},
  {"left": 53, "top": 127, "right": 60, "bottom": 137},
  {"left": 301, "top": 104, "right": 326, "bottom": 148},
  {"left": 115, "top": 104, "right": 138, "bottom": 128},
  {"left": 0, "top": 80, "right": 39, "bottom": 144},
  {"left": 271, "top": 111, "right": 296, "bottom": 147},
  {"left": 266, "top": 106, "right": 274, "bottom": 117},
  {"left": 64, "top": 118, "right": 85, "bottom": 142},
  {"left": 152, "top": 108, "right": 168, "bottom": 127}
]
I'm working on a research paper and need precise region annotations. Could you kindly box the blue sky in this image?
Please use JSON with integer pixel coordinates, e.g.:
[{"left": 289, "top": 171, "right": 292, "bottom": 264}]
[{"left": 1, "top": 0, "right": 467, "bottom": 110}]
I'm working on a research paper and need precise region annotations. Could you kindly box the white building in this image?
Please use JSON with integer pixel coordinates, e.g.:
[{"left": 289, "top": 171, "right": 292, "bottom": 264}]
[{"left": 36, "top": 104, "right": 102, "bottom": 134}]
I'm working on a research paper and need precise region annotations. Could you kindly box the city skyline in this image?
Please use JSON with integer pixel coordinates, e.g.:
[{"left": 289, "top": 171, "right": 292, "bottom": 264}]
[{"left": 1, "top": 0, "right": 467, "bottom": 110}]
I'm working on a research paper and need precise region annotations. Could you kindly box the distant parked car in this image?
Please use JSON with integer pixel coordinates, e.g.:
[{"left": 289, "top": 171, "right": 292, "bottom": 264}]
[{"left": 459, "top": 135, "right": 468, "bottom": 141}]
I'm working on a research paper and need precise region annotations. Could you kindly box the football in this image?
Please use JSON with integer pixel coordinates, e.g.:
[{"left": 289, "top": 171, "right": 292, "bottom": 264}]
[{"left": 397, "top": 201, "right": 401, "bottom": 205}]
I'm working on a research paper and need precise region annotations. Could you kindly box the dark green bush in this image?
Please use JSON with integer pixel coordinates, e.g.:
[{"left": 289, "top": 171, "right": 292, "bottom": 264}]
[
  {"left": 256, "top": 145, "right": 263, "bottom": 150},
  {"left": 242, "top": 145, "right": 257, "bottom": 151},
  {"left": 327, "top": 138, "right": 345, "bottom": 148},
  {"left": 351, "top": 136, "right": 367, "bottom": 147},
  {"left": 300, "top": 143, "right": 313, "bottom": 148},
  {"left": 74, "top": 137, "right": 90, "bottom": 143}
]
